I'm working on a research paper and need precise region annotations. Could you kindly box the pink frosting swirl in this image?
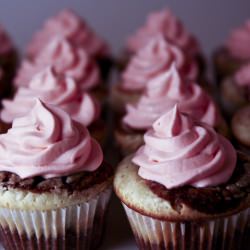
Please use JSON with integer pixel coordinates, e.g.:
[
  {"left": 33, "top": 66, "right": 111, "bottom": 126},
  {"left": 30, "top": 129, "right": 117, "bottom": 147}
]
[
  {"left": 122, "top": 35, "right": 198, "bottom": 91},
  {"left": 27, "top": 9, "right": 108, "bottom": 59},
  {"left": 15, "top": 37, "right": 100, "bottom": 90},
  {"left": 2, "top": 67, "right": 100, "bottom": 126},
  {"left": 133, "top": 106, "right": 236, "bottom": 188},
  {"left": 0, "top": 25, "right": 13, "bottom": 55},
  {"left": 0, "top": 99, "right": 103, "bottom": 179},
  {"left": 226, "top": 20, "right": 250, "bottom": 60},
  {"left": 123, "top": 64, "right": 219, "bottom": 129},
  {"left": 234, "top": 63, "right": 250, "bottom": 86},
  {"left": 127, "top": 8, "right": 199, "bottom": 56}
]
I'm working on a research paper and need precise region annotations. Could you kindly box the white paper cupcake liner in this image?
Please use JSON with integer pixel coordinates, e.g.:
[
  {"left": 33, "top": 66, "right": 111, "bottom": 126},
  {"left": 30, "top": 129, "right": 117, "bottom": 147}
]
[
  {"left": 0, "top": 187, "right": 112, "bottom": 250},
  {"left": 123, "top": 203, "right": 250, "bottom": 250}
]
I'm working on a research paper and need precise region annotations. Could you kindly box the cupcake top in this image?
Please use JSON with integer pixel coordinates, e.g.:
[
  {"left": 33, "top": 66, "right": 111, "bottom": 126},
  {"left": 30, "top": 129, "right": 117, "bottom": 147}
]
[
  {"left": 122, "top": 35, "right": 198, "bottom": 92},
  {"left": 0, "top": 99, "right": 103, "bottom": 179},
  {"left": 127, "top": 8, "right": 199, "bottom": 57},
  {"left": 15, "top": 37, "right": 100, "bottom": 90},
  {"left": 2, "top": 67, "right": 100, "bottom": 126},
  {"left": 234, "top": 63, "right": 250, "bottom": 87},
  {"left": 133, "top": 106, "right": 236, "bottom": 189},
  {"left": 123, "top": 64, "right": 219, "bottom": 130},
  {"left": 0, "top": 25, "right": 14, "bottom": 55},
  {"left": 226, "top": 20, "right": 250, "bottom": 60},
  {"left": 27, "top": 9, "right": 108, "bottom": 59}
]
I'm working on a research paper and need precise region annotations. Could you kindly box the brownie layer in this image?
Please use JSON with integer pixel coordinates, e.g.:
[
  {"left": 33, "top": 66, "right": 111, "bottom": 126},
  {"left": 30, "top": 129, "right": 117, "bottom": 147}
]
[
  {"left": 147, "top": 152, "right": 250, "bottom": 214},
  {"left": 0, "top": 162, "right": 113, "bottom": 194}
]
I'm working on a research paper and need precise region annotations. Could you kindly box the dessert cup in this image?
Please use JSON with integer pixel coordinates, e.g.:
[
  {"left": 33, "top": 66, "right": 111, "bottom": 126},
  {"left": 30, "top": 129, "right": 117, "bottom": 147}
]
[
  {"left": 0, "top": 99, "right": 113, "bottom": 250},
  {"left": 114, "top": 108, "right": 250, "bottom": 250}
]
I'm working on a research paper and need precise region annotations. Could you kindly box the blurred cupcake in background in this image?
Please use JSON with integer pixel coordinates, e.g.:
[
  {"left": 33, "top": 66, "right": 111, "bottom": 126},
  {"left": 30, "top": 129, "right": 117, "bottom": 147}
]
[
  {"left": 115, "top": 64, "right": 227, "bottom": 156},
  {"left": 114, "top": 107, "right": 250, "bottom": 250},
  {"left": 118, "top": 8, "right": 203, "bottom": 73},
  {"left": 220, "top": 63, "right": 250, "bottom": 118},
  {"left": 0, "top": 25, "right": 18, "bottom": 98},
  {"left": 0, "top": 99, "right": 113, "bottom": 250},
  {"left": 213, "top": 19, "right": 250, "bottom": 84},
  {"left": 231, "top": 105, "right": 250, "bottom": 153},
  {"left": 15, "top": 37, "right": 107, "bottom": 104},
  {"left": 26, "top": 9, "right": 112, "bottom": 81},
  {"left": 1, "top": 67, "right": 107, "bottom": 146},
  {"left": 110, "top": 35, "right": 198, "bottom": 116}
]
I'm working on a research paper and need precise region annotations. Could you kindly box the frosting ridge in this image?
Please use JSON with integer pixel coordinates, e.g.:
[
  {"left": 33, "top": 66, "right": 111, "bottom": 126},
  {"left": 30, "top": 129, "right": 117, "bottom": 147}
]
[
  {"left": 123, "top": 64, "right": 219, "bottom": 129},
  {"left": 132, "top": 106, "right": 236, "bottom": 189},
  {"left": 127, "top": 8, "right": 199, "bottom": 56},
  {"left": 2, "top": 67, "right": 100, "bottom": 126},
  {"left": 0, "top": 99, "right": 103, "bottom": 179},
  {"left": 15, "top": 37, "right": 100, "bottom": 90},
  {"left": 27, "top": 9, "right": 108, "bottom": 59},
  {"left": 122, "top": 35, "right": 198, "bottom": 91}
]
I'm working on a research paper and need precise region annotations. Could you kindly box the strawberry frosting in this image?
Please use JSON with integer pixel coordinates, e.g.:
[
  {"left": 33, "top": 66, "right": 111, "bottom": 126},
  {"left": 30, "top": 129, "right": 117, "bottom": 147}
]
[
  {"left": 122, "top": 35, "right": 198, "bottom": 92},
  {"left": 234, "top": 63, "right": 250, "bottom": 86},
  {"left": 0, "top": 99, "right": 103, "bottom": 179},
  {"left": 15, "top": 37, "right": 100, "bottom": 90},
  {"left": 123, "top": 64, "right": 219, "bottom": 129},
  {"left": 127, "top": 8, "right": 199, "bottom": 56},
  {"left": 133, "top": 106, "right": 236, "bottom": 189},
  {"left": 2, "top": 67, "right": 100, "bottom": 126},
  {"left": 0, "top": 25, "right": 13, "bottom": 55},
  {"left": 226, "top": 20, "right": 250, "bottom": 60},
  {"left": 27, "top": 9, "right": 108, "bottom": 59}
]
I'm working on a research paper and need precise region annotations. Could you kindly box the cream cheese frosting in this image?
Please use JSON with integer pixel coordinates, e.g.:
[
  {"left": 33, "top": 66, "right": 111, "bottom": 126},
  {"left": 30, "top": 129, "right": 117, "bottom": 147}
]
[
  {"left": 127, "top": 8, "right": 199, "bottom": 57},
  {"left": 133, "top": 106, "right": 236, "bottom": 189},
  {"left": 123, "top": 64, "right": 219, "bottom": 130},
  {"left": 0, "top": 99, "right": 103, "bottom": 179},
  {"left": 15, "top": 37, "right": 100, "bottom": 90},
  {"left": 122, "top": 35, "right": 198, "bottom": 92},
  {"left": 27, "top": 9, "right": 108, "bottom": 59},
  {"left": 2, "top": 67, "right": 100, "bottom": 126}
]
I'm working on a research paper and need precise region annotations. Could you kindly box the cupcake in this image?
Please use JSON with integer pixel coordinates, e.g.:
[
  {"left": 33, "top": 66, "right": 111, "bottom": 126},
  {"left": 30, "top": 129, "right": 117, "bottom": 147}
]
[
  {"left": 0, "top": 25, "right": 18, "bottom": 98},
  {"left": 1, "top": 67, "right": 107, "bottom": 145},
  {"left": 114, "top": 107, "right": 250, "bottom": 250},
  {"left": 231, "top": 105, "right": 250, "bottom": 153},
  {"left": 220, "top": 63, "right": 250, "bottom": 118},
  {"left": 0, "top": 99, "right": 113, "bottom": 250},
  {"left": 110, "top": 34, "right": 198, "bottom": 115},
  {"left": 15, "top": 37, "right": 106, "bottom": 104},
  {"left": 118, "top": 8, "right": 203, "bottom": 73},
  {"left": 213, "top": 19, "right": 250, "bottom": 83},
  {"left": 115, "top": 64, "right": 227, "bottom": 156},
  {"left": 26, "top": 9, "right": 112, "bottom": 81}
]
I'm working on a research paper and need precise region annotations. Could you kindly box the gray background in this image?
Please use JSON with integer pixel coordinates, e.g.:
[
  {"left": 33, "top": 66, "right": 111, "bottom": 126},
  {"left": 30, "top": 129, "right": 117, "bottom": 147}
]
[{"left": 0, "top": 0, "right": 249, "bottom": 56}]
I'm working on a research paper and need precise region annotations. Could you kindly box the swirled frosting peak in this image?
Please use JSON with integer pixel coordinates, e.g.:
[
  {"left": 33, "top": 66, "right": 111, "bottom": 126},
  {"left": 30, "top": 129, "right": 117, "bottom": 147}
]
[
  {"left": 123, "top": 64, "right": 219, "bottom": 129},
  {"left": 234, "top": 63, "right": 250, "bottom": 86},
  {"left": 127, "top": 8, "right": 199, "bottom": 56},
  {"left": 2, "top": 67, "right": 100, "bottom": 126},
  {"left": 122, "top": 34, "right": 198, "bottom": 91},
  {"left": 0, "top": 99, "right": 103, "bottom": 179},
  {"left": 132, "top": 106, "right": 237, "bottom": 189},
  {"left": 27, "top": 9, "right": 108, "bottom": 59},
  {"left": 226, "top": 20, "right": 250, "bottom": 60},
  {"left": 15, "top": 37, "right": 100, "bottom": 90}
]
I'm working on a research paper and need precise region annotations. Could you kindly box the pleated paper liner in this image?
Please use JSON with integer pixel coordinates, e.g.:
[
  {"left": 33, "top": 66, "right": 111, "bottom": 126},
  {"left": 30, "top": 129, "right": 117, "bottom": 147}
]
[
  {"left": 0, "top": 187, "right": 112, "bottom": 250},
  {"left": 123, "top": 203, "right": 250, "bottom": 250}
]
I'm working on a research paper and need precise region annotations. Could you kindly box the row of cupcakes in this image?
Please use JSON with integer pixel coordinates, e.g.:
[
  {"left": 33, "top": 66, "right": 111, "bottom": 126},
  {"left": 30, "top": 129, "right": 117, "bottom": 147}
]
[
  {"left": 0, "top": 6, "right": 249, "bottom": 250},
  {"left": 0, "top": 98, "right": 248, "bottom": 249}
]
